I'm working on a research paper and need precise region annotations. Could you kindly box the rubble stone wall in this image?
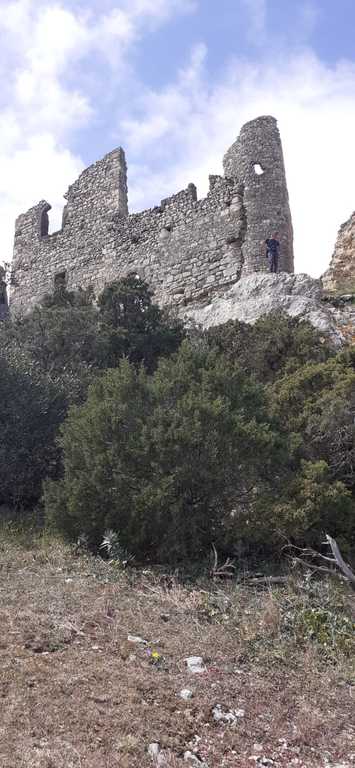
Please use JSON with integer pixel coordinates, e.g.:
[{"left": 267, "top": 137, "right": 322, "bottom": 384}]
[
  {"left": 223, "top": 116, "right": 293, "bottom": 273},
  {"left": 10, "top": 116, "right": 294, "bottom": 315}
]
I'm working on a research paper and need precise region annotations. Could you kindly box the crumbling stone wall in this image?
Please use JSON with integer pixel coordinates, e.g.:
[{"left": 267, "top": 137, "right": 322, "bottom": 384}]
[
  {"left": 322, "top": 211, "right": 355, "bottom": 295},
  {"left": 10, "top": 116, "right": 294, "bottom": 315},
  {"left": 223, "top": 116, "right": 293, "bottom": 273}
]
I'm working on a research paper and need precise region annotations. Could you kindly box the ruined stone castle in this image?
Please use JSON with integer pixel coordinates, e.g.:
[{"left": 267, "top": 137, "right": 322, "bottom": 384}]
[{"left": 10, "top": 116, "right": 294, "bottom": 315}]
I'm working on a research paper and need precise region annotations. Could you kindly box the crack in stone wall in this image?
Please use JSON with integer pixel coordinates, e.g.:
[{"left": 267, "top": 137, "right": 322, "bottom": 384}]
[{"left": 10, "top": 116, "right": 294, "bottom": 315}]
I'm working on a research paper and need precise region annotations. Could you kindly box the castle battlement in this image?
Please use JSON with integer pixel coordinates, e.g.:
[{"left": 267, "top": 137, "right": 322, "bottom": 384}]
[{"left": 10, "top": 116, "right": 294, "bottom": 315}]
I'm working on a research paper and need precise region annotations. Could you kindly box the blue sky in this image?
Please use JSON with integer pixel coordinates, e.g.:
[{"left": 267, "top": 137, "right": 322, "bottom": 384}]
[{"left": 1, "top": 0, "right": 355, "bottom": 276}]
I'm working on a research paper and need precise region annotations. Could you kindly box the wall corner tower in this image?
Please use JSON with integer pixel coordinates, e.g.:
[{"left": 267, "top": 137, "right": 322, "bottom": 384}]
[{"left": 223, "top": 115, "right": 294, "bottom": 274}]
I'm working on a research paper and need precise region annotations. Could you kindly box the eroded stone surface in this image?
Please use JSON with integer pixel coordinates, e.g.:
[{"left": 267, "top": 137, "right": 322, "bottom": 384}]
[
  {"left": 181, "top": 272, "right": 350, "bottom": 345},
  {"left": 322, "top": 212, "right": 355, "bottom": 295},
  {"left": 223, "top": 116, "right": 293, "bottom": 274}
]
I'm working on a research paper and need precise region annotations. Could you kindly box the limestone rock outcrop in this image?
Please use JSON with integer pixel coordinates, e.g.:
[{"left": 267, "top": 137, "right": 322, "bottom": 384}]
[
  {"left": 322, "top": 212, "right": 355, "bottom": 295},
  {"left": 182, "top": 272, "right": 353, "bottom": 345}
]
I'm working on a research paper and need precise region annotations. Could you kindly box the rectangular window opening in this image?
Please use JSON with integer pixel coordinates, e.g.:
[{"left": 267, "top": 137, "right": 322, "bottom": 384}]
[{"left": 54, "top": 271, "right": 67, "bottom": 290}]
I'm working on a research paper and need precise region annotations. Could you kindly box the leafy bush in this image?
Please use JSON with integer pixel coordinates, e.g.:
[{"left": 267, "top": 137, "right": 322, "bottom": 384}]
[
  {"left": 0, "top": 275, "right": 185, "bottom": 402},
  {"left": 45, "top": 342, "right": 282, "bottom": 562},
  {"left": 0, "top": 287, "right": 98, "bottom": 403},
  {"left": 288, "top": 577, "right": 355, "bottom": 657},
  {"left": 296, "top": 606, "right": 354, "bottom": 654},
  {"left": 0, "top": 354, "right": 66, "bottom": 510},
  {"left": 97, "top": 273, "right": 185, "bottom": 371},
  {"left": 206, "top": 312, "right": 333, "bottom": 383},
  {"left": 270, "top": 355, "right": 355, "bottom": 551},
  {"left": 203, "top": 320, "right": 355, "bottom": 556},
  {"left": 0, "top": 276, "right": 184, "bottom": 515}
]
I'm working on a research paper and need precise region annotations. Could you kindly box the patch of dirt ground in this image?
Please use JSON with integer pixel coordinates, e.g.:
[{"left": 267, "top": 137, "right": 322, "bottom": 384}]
[{"left": 0, "top": 534, "right": 354, "bottom": 767}]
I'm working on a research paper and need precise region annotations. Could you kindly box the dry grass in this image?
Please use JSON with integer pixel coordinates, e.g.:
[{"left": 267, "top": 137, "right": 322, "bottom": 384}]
[{"left": 0, "top": 528, "right": 354, "bottom": 768}]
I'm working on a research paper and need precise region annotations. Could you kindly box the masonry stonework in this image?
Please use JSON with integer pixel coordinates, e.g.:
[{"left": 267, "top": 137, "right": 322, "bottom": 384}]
[
  {"left": 223, "top": 116, "right": 293, "bottom": 273},
  {"left": 10, "top": 116, "right": 294, "bottom": 315}
]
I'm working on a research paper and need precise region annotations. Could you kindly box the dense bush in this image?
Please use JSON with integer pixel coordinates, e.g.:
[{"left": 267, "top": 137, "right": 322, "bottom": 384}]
[
  {"left": 0, "top": 288, "right": 98, "bottom": 403},
  {"left": 0, "top": 276, "right": 184, "bottom": 513},
  {"left": 97, "top": 274, "right": 185, "bottom": 371},
  {"left": 0, "top": 354, "right": 66, "bottom": 510},
  {"left": 0, "top": 275, "right": 185, "bottom": 401},
  {"left": 206, "top": 313, "right": 333, "bottom": 382},
  {"left": 45, "top": 343, "right": 282, "bottom": 562},
  {"left": 269, "top": 354, "right": 355, "bottom": 551},
  {"left": 2, "top": 288, "right": 354, "bottom": 563},
  {"left": 205, "top": 319, "right": 355, "bottom": 554}
]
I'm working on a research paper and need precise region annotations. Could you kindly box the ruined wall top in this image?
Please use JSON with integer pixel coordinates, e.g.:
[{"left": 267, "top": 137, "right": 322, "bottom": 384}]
[
  {"left": 65, "top": 146, "right": 128, "bottom": 222},
  {"left": 10, "top": 116, "right": 294, "bottom": 315},
  {"left": 223, "top": 115, "right": 293, "bottom": 273}
]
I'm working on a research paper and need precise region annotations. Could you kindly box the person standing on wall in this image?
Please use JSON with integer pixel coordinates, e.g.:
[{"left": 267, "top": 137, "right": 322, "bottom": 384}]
[{"left": 265, "top": 232, "right": 280, "bottom": 273}]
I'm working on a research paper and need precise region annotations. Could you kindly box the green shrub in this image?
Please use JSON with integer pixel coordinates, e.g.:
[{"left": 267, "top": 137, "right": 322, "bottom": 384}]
[
  {"left": 270, "top": 355, "right": 355, "bottom": 552},
  {"left": 45, "top": 342, "right": 281, "bottom": 562},
  {"left": 296, "top": 606, "right": 354, "bottom": 654},
  {"left": 206, "top": 312, "right": 333, "bottom": 383},
  {"left": 97, "top": 273, "right": 185, "bottom": 371},
  {"left": 0, "top": 355, "right": 66, "bottom": 510}
]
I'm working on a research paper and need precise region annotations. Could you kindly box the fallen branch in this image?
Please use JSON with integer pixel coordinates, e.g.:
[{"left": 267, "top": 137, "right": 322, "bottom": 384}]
[
  {"left": 210, "top": 544, "right": 235, "bottom": 579},
  {"left": 245, "top": 575, "right": 289, "bottom": 586},
  {"left": 285, "top": 535, "right": 355, "bottom": 591},
  {"left": 326, "top": 534, "right": 355, "bottom": 589}
]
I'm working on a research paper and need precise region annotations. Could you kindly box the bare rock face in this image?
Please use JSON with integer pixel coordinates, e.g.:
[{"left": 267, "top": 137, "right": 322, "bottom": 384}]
[
  {"left": 182, "top": 272, "right": 349, "bottom": 345},
  {"left": 322, "top": 212, "right": 355, "bottom": 295}
]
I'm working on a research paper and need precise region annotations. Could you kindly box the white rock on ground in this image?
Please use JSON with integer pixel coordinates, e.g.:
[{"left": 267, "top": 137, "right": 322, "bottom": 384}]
[
  {"left": 148, "top": 743, "right": 160, "bottom": 760},
  {"left": 212, "top": 704, "right": 245, "bottom": 724},
  {"left": 179, "top": 688, "right": 194, "bottom": 699},
  {"left": 181, "top": 272, "right": 345, "bottom": 345},
  {"left": 184, "top": 750, "right": 208, "bottom": 767},
  {"left": 185, "top": 656, "right": 206, "bottom": 674},
  {"left": 127, "top": 634, "right": 147, "bottom": 645}
]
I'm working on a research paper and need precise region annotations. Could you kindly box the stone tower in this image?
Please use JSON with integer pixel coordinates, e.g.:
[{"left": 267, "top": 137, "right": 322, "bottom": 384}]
[{"left": 223, "top": 115, "right": 294, "bottom": 273}]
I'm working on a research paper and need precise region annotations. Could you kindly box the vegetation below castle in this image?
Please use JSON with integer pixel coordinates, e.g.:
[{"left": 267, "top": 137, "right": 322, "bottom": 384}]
[{"left": 0, "top": 275, "right": 354, "bottom": 565}]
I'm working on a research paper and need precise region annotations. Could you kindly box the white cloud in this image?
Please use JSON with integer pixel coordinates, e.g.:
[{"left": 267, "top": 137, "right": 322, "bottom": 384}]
[
  {"left": 299, "top": 1, "right": 321, "bottom": 37},
  {"left": 0, "top": 134, "right": 84, "bottom": 238},
  {"left": 1, "top": 0, "right": 354, "bottom": 283},
  {"left": 121, "top": 48, "right": 355, "bottom": 277},
  {"left": 0, "top": 0, "right": 196, "bottom": 266}
]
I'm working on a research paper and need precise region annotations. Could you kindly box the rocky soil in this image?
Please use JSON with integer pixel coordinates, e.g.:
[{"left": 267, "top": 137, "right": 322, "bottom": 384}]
[{"left": 0, "top": 531, "right": 354, "bottom": 768}]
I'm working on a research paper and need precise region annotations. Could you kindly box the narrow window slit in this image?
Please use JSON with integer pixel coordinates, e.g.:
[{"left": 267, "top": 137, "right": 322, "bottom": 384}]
[
  {"left": 54, "top": 271, "right": 67, "bottom": 291},
  {"left": 40, "top": 209, "right": 49, "bottom": 237},
  {"left": 253, "top": 163, "right": 265, "bottom": 176}
]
